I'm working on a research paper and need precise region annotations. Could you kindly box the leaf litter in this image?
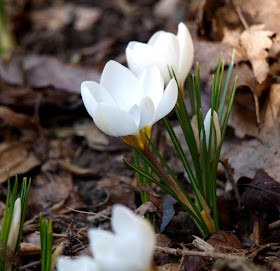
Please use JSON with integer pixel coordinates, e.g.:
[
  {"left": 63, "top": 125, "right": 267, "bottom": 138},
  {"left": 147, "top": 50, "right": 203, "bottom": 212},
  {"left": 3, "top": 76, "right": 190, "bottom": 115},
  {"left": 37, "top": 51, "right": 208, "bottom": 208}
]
[{"left": 0, "top": 0, "right": 280, "bottom": 270}]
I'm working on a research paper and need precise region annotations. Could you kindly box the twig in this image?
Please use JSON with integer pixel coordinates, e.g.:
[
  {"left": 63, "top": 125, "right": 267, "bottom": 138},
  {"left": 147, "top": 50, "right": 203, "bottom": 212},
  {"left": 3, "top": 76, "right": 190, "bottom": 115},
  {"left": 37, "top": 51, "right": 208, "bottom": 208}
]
[
  {"left": 19, "top": 260, "right": 41, "bottom": 270},
  {"left": 247, "top": 243, "right": 279, "bottom": 260},
  {"left": 54, "top": 219, "right": 88, "bottom": 238},
  {"left": 65, "top": 206, "right": 111, "bottom": 220},
  {"left": 155, "top": 246, "right": 245, "bottom": 261}
]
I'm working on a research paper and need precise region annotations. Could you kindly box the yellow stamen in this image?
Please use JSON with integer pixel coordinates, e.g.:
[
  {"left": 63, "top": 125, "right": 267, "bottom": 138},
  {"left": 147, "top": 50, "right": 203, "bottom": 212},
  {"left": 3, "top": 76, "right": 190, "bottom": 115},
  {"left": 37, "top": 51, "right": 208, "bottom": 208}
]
[{"left": 121, "top": 126, "right": 151, "bottom": 151}]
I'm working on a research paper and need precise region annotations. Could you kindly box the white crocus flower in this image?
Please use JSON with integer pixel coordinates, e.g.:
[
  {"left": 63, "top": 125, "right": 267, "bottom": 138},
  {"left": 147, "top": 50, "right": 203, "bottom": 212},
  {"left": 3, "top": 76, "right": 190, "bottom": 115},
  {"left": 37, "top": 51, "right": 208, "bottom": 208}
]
[
  {"left": 90, "top": 205, "right": 155, "bottom": 271},
  {"left": 126, "top": 22, "right": 193, "bottom": 89},
  {"left": 203, "top": 109, "right": 221, "bottom": 160},
  {"left": 57, "top": 205, "right": 155, "bottom": 271},
  {"left": 57, "top": 257, "right": 102, "bottom": 271},
  {"left": 81, "top": 60, "right": 177, "bottom": 150},
  {"left": 7, "top": 197, "right": 21, "bottom": 253}
]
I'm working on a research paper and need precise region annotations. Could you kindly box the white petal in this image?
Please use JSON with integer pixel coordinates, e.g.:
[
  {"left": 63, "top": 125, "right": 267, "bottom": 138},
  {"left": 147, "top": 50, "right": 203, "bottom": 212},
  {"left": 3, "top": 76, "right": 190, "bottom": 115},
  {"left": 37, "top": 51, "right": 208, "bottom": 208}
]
[
  {"left": 147, "top": 30, "right": 165, "bottom": 46},
  {"left": 112, "top": 205, "right": 155, "bottom": 257},
  {"left": 128, "top": 104, "right": 141, "bottom": 128},
  {"left": 177, "top": 22, "right": 194, "bottom": 86},
  {"left": 89, "top": 205, "right": 155, "bottom": 271},
  {"left": 100, "top": 60, "right": 138, "bottom": 111},
  {"left": 57, "top": 256, "right": 100, "bottom": 271},
  {"left": 203, "top": 109, "right": 212, "bottom": 150},
  {"left": 89, "top": 228, "right": 115, "bottom": 257},
  {"left": 150, "top": 33, "right": 180, "bottom": 85},
  {"left": 7, "top": 198, "right": 21, "bottom": 253},
  {"left": 94, "top": 103, "right": 138, "bottom": 136},
  {"left": 89, "top": 229, "right": 128, "bottom": 271},
  {"left": 151, "top": 78, "right": 178, "bottom": 125},
  {"left": 138, "top": 96, "right": 155, "bottom": 129},
  {"left": 81, "top": 81, "right": 115, "bottom": 119},
  {"left": 126, "top": 42, "right": 159, "bottom": 78},
  {"left": 137, "top": 65, "right": 164, "bottom": 107}
]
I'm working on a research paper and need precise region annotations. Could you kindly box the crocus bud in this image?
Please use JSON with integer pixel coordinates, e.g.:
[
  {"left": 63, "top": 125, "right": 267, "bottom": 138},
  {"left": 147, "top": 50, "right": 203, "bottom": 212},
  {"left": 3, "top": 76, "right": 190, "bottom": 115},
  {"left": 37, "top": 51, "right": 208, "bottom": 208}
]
[
  {"left": 126, "top": 22, "right": 194, "bottom": 88},
  {"left": 203, "top": 109, "right": 221, "bottom": 160},
  {"left": 7, "top": 198, "right": 21, "bottom": 253}
]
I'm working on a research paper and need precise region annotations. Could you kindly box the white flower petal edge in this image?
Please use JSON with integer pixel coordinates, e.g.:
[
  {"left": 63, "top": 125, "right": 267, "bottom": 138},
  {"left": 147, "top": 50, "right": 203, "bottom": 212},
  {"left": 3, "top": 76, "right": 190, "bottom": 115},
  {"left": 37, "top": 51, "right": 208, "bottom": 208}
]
[
  {"left": 177, "top": 22, "right": 194, "bottom": 87},
  {"left": 89, "top": 205, "right": 155, "bottom": 271},
  {"left": 151, "top": 78, "right": 177, "bottom": 125},
  {"left": 57, "top": 257, "right": 101, "bottom": 271},
  {"left": 7, "top": 198, "right": 21, "bottom": 253},
  {"left": 126, "top": 22, "right": 194, "bottom": 87},
  {"left": 94, "top": 103, "right": 139, "bottom": 137}
]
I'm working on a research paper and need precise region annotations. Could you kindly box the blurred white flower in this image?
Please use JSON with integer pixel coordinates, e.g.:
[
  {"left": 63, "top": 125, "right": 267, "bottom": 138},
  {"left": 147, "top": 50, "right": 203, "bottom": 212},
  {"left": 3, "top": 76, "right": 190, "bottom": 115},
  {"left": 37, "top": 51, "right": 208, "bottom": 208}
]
[
  {"left": 90, "top": 205, "right": 155, "bottom": 271},
  {"left": 203, "top": 109, "right": 221, "bottom": 160},
  {"left": 57, "top": 205, "right": 155, "bottom": 271},
  {"left": 57, "top": 257, "right": 102, "bottom": 271},
  {"left": 126, "top": 22, "right": 193, "bottom": 88},
  {"left": 7, "top": 197, "right": 21, "bottom": 253},
  {"left": 81, "top": 60, "right": 177, "bottom": 150}
]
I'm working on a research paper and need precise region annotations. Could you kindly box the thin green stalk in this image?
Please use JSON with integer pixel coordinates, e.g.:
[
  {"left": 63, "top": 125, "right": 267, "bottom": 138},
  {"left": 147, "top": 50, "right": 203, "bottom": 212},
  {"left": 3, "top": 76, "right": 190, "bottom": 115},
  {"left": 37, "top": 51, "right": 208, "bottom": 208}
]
[
  {"left": 218, "top": 50, "right": 236, "bottom": 123},
  {"left": 132, "top": 149, "right": 146, "bottom": 203},
  {"left": 175, "top": 92, "right": 202, "bottom": 190},
  {"left": 187, "top": 75, "right": 196, "bottom": 115}
]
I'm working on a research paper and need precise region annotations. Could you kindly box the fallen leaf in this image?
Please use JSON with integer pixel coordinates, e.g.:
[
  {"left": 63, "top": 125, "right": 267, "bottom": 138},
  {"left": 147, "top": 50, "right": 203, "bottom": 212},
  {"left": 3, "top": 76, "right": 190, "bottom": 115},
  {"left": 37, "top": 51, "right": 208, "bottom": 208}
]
[
  {"left": 0, "top": 106, "right": 38, "bottom": 130},
  {"left": 223, "top": 139, "right": 280, "bottom": 181},
  {"left": 30, "top": 4, "right": 101, "bottom": 31},
  {"left": 58, "top": 159, "right": 94, "bottom": 176},
  {"left": 206, "top": 231, "right": 244, "bottom": 252},
  {"left": 182, "top": 255, "right": 205, "bottom": 271},
  {"left": 193, "top": 40, "right": 240, "bottom": 83},
  {"left": 0, "top": 142, "right": 40, "bottom": 183},
  {"left": 18, "top": 242, "right": 41, "bottom": 256},
  {"left": 135, "top": 201, "right": 157, "bottom": 216},
  {"left": 240, "top": 25, "right": 273, "bottom": 84},
  {"left": 28, "top": 173, "right": 73, "bottom": 214},
  {"left": 24, "top": 55, "right": 100, "bottom": 93},
  {"left": 260, "top": 84, "right": 280, "bottom": 137},
  {"left": 238, "top": 170, "right": 280, "bottom": 213},
  {"left": 96, "top": 173, "right": 136, "bottom": 210}
]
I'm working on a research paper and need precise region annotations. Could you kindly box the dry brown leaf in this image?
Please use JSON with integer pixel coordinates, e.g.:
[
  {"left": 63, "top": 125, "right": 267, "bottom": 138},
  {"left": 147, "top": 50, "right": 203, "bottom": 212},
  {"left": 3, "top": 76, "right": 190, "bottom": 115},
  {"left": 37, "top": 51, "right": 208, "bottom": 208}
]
[
  {"left": 234, "top": 0, "right": 280, "bottom": 34},
  {"left": 260, "top": 84, "right": 280, "bottom": 137},
  {"left": 28, "top": 173, "right": 73, "bottom": 214},
  {"left": 0, "top": 142, "right": 40, "bottom": 183},
  {"left": 18, "top": 242, "right": 41, "bottom": 256},
  {"left": 240, "top": 25, "right": 273, "bottom": 84},
  {"left": 193, "top": 40, "right": 240, "bottom": 83},
  {"left": 0, "top": 106, "right": 38, "bottom": 130},
  {"left": 223, "top": 138, "right": 280, "bottom": 182},
  {"left": 24, "top": 55, "right": 100, "bottom": 93},
  {"left": 224, "top": 82, "right": 280, "bottom": 181},
  {"left": 30, "top": 4, "right": 101, "bottom": 31},
  {"left": 58, "top": 159, "right": 94, "bottom": 176}
]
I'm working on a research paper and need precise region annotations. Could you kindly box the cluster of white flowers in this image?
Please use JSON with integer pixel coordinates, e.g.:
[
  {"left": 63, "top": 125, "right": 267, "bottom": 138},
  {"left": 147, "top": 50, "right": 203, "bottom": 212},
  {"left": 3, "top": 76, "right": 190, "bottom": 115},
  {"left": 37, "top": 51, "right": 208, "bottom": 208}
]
[
  {"left": 57, "top": 205, "right": 155, "bottom": 271},
  {"left": 81, "top": 22, "right": 194, "bottom": 150}
]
